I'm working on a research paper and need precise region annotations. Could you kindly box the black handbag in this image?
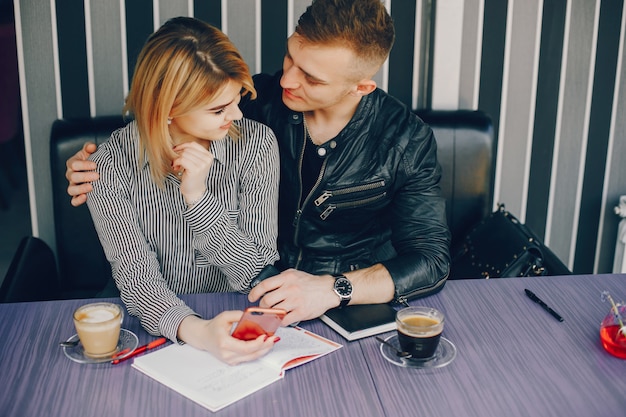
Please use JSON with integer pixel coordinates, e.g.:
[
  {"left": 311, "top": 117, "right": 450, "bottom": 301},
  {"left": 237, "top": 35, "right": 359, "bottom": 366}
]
[{"left": 450, "top": 204, "right": 571, "bottom": 279}]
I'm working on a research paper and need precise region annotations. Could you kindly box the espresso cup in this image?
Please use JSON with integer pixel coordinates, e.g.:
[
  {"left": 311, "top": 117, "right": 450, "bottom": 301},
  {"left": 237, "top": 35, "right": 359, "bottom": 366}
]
[
  {"left": 73, "top": 302, "right": 123, "bottom": 358},
  {"left": 396, "top": 306, "right": 444, "bottom": 359}
]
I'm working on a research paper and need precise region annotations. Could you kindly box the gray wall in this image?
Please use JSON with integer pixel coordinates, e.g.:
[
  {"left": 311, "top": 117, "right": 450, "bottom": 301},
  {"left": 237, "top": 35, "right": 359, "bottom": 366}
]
[
  {"left": 15, "top": 0, "right": 626, "bottom": 274},
  {"left": 431, "top": 0, "right": 626, "bottom": 274}
]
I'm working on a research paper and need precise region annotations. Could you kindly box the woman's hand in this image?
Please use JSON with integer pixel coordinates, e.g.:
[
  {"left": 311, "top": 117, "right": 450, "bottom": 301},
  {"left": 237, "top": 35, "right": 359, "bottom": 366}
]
[
  {"left": 176, "top": 311, "right": 279, "bottom": 365},
  {"left": 172, "top": 142, "right": 214, "bottom": 205}
]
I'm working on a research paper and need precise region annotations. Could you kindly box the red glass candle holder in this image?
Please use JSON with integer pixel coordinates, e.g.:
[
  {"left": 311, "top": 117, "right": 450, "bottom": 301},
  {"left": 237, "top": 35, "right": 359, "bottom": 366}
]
[{"left": 599, "top": 304, "right": 626, "bottom": 359}]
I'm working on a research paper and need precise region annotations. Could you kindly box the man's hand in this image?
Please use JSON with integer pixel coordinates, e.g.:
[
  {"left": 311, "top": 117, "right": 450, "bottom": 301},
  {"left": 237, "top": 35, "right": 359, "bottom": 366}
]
[
  {"left": 177, "top": 311, "right": 279, "bottom": 365},
  {"left": 248, "top": 264, "right": 396, "bottom": 326},
  {"left": 248, "top": 269, "right": 339, "bottom": 325},
  {"left": 66, "top": 142, "right": 99, "bottom": 207}
]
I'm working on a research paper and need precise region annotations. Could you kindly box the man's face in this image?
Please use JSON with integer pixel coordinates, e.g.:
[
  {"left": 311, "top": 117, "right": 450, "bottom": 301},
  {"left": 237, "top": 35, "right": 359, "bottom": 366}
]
[{"left": 280, "top": 34, "right": 359, "bottom": 113}]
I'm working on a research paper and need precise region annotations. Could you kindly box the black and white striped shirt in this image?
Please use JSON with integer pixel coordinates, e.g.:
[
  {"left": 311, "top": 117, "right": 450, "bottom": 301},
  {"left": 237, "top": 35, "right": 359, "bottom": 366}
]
[{"left": 86, "top": 118, "right": 280, "bottom": 341}]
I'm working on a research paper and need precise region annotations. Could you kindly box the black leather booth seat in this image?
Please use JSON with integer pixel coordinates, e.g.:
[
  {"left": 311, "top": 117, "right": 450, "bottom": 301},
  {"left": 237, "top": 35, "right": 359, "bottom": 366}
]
[
  {"left": 2, "top": 110, "right": 495, "bottom": 302},
  {"left": 50, "top": 116, "right": 127, "bottom": 299},
  {"left": 415, "top": 110, "right": 494, "bottom": 252}
]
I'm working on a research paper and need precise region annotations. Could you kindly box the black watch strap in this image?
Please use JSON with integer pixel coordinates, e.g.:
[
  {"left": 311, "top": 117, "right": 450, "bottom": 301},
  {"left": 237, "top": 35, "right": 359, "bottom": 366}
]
[{"left": 333, "top": 275, "right": 352, "bottom": 308}]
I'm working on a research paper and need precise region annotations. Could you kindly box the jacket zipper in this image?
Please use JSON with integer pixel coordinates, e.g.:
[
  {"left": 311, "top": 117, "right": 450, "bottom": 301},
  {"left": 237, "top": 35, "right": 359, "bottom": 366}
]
[
  {"left": 314, "top": 180, "right": 386, "bottom": 207},
  {"left": 395, "top": 271, "right": 449, "bottom": 306},
  {"left": 319, "top": 192, "right": 387, "bottom": 220},
  {"left": 293, "top": 122, "right": 328, "bottom": 244}
]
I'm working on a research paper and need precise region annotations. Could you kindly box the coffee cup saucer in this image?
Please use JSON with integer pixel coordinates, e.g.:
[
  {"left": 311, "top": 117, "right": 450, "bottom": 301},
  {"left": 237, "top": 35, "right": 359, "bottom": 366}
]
[
  {"left": 379, "top": 333, "right": 456, "bottom": 369},
  {"left": 62, "top": 328, "right": 139, "bottom": 364}
]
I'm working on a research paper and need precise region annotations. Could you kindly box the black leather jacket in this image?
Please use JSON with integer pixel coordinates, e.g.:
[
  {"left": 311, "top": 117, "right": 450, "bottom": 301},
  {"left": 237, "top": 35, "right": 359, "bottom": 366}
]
[{"left": 242, "top": 72, "right": 450, "bottom": 302}]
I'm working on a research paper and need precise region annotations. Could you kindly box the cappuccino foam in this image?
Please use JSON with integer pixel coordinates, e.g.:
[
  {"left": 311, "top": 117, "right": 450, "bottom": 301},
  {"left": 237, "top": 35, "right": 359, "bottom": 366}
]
[
  {"left": 78, "top": 307, "right": 117, "bottom": 323},
  {"left": 75, "top": 306, "right": 120, "bottom": 331}
]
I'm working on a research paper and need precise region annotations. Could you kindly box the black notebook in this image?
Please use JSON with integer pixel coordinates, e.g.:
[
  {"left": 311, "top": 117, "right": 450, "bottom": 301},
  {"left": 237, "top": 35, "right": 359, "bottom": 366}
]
[{"left": 320, "top": 303, "right": 398, "bottom": 341}]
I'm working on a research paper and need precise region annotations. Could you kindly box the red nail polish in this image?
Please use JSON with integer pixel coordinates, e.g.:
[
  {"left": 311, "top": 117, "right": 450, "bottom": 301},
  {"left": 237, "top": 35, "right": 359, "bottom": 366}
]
[{"left": 273, "top": 337, "right": 280, "bottom": 343}]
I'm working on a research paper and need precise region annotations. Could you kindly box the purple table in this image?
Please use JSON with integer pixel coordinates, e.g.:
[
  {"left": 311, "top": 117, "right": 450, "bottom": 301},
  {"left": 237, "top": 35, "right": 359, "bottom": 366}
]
[
  {"left": 0, "top": 274, "right": 624, "bottom": 417},
  {"left": 363, "top": 274, "right": 626, "bottom": 417},
  {"left": 0, "top": 292, "right": 380, "bottom": 417}
]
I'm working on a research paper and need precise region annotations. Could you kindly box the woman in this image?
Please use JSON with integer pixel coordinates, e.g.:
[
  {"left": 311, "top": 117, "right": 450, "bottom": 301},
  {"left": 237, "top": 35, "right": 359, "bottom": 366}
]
[{"left": 86, "top": 17, "right": 280, "bottom": 365}]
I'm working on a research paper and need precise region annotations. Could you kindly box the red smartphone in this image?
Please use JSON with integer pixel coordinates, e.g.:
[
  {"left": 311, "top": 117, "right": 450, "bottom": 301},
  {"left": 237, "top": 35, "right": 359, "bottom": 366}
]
[{"left": 231, "top": 307, "right": 287, "bottom": 341}]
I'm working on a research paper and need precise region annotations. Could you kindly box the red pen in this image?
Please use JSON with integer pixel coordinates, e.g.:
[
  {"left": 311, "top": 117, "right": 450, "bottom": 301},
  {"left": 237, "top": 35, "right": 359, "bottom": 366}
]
[{"left": 111, "top": 337, "right": 167, "bottom": 364}]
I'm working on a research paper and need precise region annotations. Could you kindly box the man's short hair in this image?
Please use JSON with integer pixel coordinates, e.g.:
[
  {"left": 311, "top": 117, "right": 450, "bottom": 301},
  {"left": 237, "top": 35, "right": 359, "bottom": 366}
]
[{"left": 295, "top": 0, "right": 395, "bottom": 77}]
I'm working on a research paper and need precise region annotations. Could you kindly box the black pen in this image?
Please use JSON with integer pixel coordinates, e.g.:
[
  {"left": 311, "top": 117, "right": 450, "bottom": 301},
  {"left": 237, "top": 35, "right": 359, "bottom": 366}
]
[{"left": 524, "top": 289, "right": 564, "bottom": 322}]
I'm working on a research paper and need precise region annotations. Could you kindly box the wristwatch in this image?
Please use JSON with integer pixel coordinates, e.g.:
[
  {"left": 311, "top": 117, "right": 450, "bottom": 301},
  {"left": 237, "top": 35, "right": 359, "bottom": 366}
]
[{"left": 333, "top": 275, "right": 353, "bottom": 308}]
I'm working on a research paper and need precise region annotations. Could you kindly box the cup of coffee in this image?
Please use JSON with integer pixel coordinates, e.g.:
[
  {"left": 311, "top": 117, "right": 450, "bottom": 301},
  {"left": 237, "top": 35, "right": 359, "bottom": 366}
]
[
  {"left": 73, "top": 302, "right": 123, "bottom": 358},
  {"left": 396, "top": 306, "right": 444, "bottom": 359}
]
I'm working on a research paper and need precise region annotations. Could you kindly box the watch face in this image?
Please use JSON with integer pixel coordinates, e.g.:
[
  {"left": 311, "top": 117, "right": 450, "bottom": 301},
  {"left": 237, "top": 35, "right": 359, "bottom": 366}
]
[{"left": 334, "top": 277, "right": 352, "bottom": 297}]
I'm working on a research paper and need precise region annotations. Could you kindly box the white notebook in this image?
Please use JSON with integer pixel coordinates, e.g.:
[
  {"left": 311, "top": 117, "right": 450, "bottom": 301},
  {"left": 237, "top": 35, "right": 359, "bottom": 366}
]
[{"left": 132, "top": 326, "right": 341, "bottom": 412}]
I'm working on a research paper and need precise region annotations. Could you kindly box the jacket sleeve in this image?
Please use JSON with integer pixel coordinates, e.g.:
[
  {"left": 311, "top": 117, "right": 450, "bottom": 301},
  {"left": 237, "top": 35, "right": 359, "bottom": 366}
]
[{"left": 380, "top": 121, "right": 451, "bottom": 302}]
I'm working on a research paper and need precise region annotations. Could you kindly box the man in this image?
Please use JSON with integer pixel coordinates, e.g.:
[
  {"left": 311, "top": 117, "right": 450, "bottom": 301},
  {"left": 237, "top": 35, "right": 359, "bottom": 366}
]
[{"left": 66, "top": 0, "right": 450, "bottom": 326}]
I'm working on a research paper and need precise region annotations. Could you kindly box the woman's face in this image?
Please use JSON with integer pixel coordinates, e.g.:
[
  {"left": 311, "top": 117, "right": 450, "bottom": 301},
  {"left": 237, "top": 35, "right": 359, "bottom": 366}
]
[{"left": 168, "top": 80, "right": 243, "bottom": 146}]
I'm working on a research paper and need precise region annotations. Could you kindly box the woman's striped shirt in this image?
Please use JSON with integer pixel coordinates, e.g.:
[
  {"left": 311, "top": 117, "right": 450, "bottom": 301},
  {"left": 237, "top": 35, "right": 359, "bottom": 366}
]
[{"left": 86, "top": 118, "right": 280, "bottom": 341}]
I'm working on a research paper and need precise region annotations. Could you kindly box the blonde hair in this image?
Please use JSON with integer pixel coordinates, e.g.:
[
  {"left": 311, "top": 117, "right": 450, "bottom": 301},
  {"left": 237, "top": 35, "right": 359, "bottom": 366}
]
[{"left": 124, "top": 17, "right": 256, "bottom": 185}]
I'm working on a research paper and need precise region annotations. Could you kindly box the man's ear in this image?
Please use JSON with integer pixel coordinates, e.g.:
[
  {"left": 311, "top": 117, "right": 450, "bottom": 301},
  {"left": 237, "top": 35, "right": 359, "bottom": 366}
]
[{"left": 352, "top": 79, "right": 377, "bottom": 97}]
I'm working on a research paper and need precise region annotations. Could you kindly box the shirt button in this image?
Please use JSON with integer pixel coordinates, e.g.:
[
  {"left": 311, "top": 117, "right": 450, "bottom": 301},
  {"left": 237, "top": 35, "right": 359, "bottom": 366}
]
[{"left": 317, "top": 147, "right": 327, "bottom": 157}]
